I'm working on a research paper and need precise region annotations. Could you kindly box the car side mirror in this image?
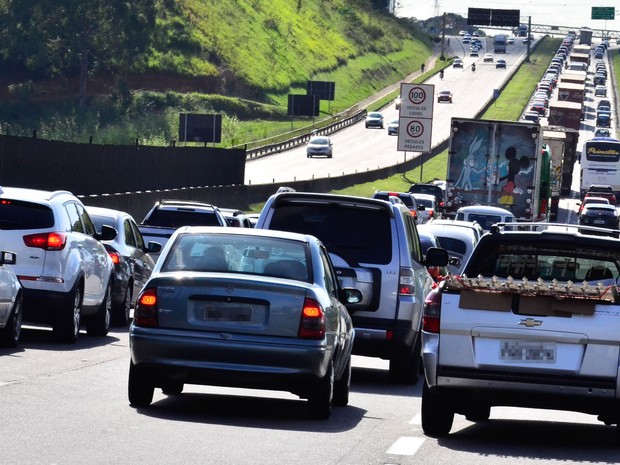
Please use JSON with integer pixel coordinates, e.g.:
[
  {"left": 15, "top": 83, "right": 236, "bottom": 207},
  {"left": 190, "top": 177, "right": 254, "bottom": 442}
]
[
  {"left": 0, "top": 251, "right": 16, "bottom": 265},
  {"left": 424, "top": 247, "right": 449, "bottom": 267},
  {"left": 147, "top": 241, "right": 162, "bottom": 254},
  {"left": 97, "top": 224, "right": 117, "bottom": 241},
  {"left": 339, "top": 288, "right": 363, "bottom": 306}
]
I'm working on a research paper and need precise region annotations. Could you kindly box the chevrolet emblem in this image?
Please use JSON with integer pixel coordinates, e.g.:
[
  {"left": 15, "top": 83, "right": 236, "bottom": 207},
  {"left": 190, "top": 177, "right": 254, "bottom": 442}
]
[{"left": 519, "top": 318, "right": 542, "bottom": 328}]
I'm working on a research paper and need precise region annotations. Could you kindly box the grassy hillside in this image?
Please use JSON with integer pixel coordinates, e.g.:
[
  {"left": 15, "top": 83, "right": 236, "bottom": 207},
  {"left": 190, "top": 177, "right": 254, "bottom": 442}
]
[{"left": 0, "top": 0, "right": 433, "bottom": 146}]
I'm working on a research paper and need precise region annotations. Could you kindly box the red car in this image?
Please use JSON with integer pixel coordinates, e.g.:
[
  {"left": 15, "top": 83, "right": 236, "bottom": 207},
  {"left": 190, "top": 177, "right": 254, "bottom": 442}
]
[{"left": 437, "top": 90, "right": 453, "bottom": 103}]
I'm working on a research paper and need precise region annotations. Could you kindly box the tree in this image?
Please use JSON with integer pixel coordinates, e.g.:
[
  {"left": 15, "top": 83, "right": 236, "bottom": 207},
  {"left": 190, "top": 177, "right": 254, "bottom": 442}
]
[{"left": 0, "top": 0, "right": 156, "bottom": 106}]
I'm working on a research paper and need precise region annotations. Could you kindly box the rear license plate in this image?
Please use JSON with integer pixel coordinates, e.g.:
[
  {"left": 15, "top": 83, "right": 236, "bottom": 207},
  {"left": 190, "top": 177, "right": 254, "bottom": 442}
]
[
  {"left": 203, "top": 305, "right": 253, "bottom": 323},
  {"left": 500, "top": 340, "right": 556, "bottom": 362},
  {"left": 594, "top": 219, "right": 605, "bottom": 225}
]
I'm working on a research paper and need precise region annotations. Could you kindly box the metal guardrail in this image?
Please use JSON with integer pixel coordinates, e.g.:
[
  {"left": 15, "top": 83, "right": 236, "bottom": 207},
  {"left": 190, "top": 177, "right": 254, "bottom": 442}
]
[{"left": 244, "top": 108, "right": 368, "bottom": 159}]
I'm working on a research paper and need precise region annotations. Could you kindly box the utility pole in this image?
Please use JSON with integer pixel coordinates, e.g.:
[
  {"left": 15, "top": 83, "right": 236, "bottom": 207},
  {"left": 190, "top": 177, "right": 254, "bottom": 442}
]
[{"left": 440, "top": 12, "right": 446, "bottom": 60}]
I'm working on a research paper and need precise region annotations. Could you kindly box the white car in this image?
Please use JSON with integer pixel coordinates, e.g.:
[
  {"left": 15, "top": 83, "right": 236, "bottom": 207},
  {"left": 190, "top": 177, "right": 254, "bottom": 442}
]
[
  {"left": 455, "top": 205, "right": 516, "bottom": 231},
  {"left": 417, "top": 222, "right": 479, "bottom": 275},
  {"left": 483, "top": 53, "right": 494, "bottom": 63},
  {"left": 0, "top": 187, "right": 116, "bottom": 343},
  {"left": 0, "top": 251, "right": 22, "bottom": 347},
  {"left": 412, "top": 193, "right": 437, "bottom": 224},
  {"left": 306, "top": 135, "right": 333, "bottom": 158},
  {"left": 387, "top": 119, "right": 399, "bottom": 135}
]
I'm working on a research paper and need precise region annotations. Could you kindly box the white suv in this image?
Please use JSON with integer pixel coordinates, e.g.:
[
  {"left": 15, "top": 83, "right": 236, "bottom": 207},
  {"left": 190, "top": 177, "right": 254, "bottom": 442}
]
[{"left": 0, "top": 187, "right": 116, "bottom": 342}]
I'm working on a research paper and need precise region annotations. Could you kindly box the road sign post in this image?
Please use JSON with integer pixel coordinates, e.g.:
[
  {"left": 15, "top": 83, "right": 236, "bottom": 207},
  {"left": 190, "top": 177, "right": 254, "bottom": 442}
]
[{"left": 397, "top": 83, "right": 435, "bottom": 155}]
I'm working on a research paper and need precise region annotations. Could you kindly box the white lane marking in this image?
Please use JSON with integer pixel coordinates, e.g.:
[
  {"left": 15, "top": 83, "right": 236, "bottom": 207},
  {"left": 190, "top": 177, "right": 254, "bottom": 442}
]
[
  {"left": 386, "top": 437, "right": 426, "bottom": 456},
  {"left": 409, "top": 413, "right": 422, "bottom": 425}
]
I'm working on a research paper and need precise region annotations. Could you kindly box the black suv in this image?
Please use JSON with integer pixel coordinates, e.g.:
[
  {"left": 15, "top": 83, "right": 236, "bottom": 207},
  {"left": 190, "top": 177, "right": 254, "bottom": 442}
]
[{"left": 408, "top": 183, "right": 445, "bottom": 213}]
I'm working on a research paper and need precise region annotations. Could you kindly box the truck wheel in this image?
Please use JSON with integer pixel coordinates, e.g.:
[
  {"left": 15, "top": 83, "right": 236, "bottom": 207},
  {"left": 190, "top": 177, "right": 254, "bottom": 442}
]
[
  {"left": 86, "top": 282, "right": 112, "bottom": 337},
  {"left": 53, "top": 283, "right": 82, "bottom": 343},
  {"left": 421, "top": 383, "right": 454, "bottom": 437},
  {"left": 333, "top": 355, "right": 351, "bottom": 407},
  {"left": 128, "top": 361, "right": 154, "bottom": 407},
  {"left": 308, "top": 361, "right": 333, "bottom": 420},
  {"left": 388, "top": 335, "right": 422, "bottom": 384}
]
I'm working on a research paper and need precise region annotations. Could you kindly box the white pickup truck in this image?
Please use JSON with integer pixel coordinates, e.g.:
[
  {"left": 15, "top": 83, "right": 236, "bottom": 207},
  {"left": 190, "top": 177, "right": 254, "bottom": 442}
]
[{"left": 421, "top": 223, "right": 620, "bottom": 441}]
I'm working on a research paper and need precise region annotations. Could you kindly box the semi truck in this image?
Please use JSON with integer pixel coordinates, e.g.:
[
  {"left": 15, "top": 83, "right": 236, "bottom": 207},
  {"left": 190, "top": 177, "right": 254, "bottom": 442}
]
[
  {"left": 548, "top": 101, "right": 583, "bottom": 131},
  {"left": 542, "top": 126, "right": 580, "bottom": 220},
  {"left": 493, "top": 35, "right": 507, "bottom": 53},
  {"left": 444, "top": 118, "right": 550, "bottom": 222},
  {"left": 579, "top": 28, "right": 593, "bottom": 45}
]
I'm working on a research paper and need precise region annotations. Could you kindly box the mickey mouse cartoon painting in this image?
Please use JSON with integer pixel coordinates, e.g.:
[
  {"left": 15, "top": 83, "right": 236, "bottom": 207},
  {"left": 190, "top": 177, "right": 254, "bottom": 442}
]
[{"left": 499, "top": 146, "right": 532, "bottom": 205}]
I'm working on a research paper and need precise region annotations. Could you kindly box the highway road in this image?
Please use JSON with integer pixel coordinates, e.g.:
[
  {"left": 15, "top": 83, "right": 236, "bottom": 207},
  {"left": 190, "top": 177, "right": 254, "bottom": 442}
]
[{"left": 244, "top": 37, "right": 534, "bottom": 186}]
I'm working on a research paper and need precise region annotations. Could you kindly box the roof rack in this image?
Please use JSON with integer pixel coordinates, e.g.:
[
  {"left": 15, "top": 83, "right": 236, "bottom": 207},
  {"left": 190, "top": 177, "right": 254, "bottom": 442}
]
[{"left": 489, "top": 222, "right": 620, "bottom": 238}]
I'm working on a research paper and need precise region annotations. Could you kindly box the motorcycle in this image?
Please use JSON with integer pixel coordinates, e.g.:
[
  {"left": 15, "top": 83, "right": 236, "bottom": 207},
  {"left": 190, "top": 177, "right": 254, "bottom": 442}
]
[{"left": 471, "top": 64, "right": 476, "bottom": 72}]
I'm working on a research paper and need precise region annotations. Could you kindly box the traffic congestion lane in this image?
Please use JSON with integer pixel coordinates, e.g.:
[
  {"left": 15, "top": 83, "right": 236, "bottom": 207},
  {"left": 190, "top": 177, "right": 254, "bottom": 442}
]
[{"left": 244, "top": 37, "right": 533, "bottom": 186}]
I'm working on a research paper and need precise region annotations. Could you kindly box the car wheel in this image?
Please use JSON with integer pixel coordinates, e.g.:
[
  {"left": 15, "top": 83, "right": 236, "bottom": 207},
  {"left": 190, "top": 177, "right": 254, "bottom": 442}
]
[
  {"left": 421, "top": 382, "right": 454, "bottom": 437},
  {"left": 161, "top": 381, "right": 184, "bottom": 395},
  {"left": 308, "top": 361, "right": 333, "bottom": 420},
  {"left": 307, "top": 154, "right": 311, "bottom": 158},
  {"left": 328, "top": 153, "right": 333, "bottom": 159},
  {"left": 128, "top": 360, "right": 154, "bottom": 407},
  {"left": 0, "top": 292, "right": 22, "bottom": 348},
  {"left": 388, "top": 334, "right": 421, "bottom": 384},
  {"left": 53, "top": 282, "right": 82, "bottom": 343},
  {"left": 333, "top": 355, "right": 351, "bottom": 406},
  {"left": 86, "top": 281, "right": 112, "bottom": 337},
  {"left": 112, "top": 283, "right": 132, "bottom": 327}
]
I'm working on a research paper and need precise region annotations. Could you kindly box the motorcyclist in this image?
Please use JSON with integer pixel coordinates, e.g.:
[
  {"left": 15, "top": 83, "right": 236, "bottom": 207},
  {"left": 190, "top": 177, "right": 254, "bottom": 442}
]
[
  {"left": 439, "top": 69, "right": 444, "bottom": 80},
  {"left": 471, "top": 63, "right": 476, "bottom": 72}
]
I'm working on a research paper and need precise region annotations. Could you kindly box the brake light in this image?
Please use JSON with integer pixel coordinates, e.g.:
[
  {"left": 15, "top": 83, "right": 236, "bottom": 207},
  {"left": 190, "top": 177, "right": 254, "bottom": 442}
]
[
  {"left": 108, "top": 251, "right": 121, "bottom": 265},
  {"left": 423, "top": 288, "right": 442, "bottom": 333},
  {"left": 23, "top": 232, "right": 67, "bottom": 250},
  {"left": 298, "top": 298, "right": 325, "bottom": 339},
  {"left": 399, "top": 267, "right": 414, "bottom": 295},
  {"left": 134, "top": 288, "right": 158, "bottom": 327},
  {"left": 428, "top": 209, "right": 434, "bottom": 218}
]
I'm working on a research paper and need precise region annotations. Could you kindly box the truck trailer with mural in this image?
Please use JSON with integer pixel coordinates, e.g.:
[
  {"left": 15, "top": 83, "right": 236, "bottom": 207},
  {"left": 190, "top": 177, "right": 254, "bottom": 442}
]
[{"left": 445, "top": 118, "right": 550, "bottom": 221}]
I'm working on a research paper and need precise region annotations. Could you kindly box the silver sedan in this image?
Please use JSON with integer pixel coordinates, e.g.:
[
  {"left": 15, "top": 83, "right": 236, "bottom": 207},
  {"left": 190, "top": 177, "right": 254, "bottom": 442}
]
[{"left": 128, "top": 227, "right": 361, "bottom": 419}]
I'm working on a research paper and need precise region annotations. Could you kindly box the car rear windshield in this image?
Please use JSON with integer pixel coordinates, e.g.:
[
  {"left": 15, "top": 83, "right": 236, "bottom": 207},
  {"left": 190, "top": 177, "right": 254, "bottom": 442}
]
[
  {"left": 0, "top": 199, "right": 54, "bottom": 230},
  {"left": 144, "top": 209, "right": 221, "bottom": 227},
  {"left": 268, "top": 203, "right": 392, "bottom": 265},
  {"left": 466, "top": 242, "right": 620, "bottom": 282}
]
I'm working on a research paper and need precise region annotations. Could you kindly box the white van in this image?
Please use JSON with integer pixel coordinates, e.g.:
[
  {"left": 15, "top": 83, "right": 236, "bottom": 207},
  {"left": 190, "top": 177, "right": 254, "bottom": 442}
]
[{"left": 455, "top": 205, "right": 516, "bottom": 231}]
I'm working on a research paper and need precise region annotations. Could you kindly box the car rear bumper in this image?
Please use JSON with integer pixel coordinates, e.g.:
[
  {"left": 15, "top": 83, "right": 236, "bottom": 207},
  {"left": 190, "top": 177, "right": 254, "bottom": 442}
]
[
  {"left": 351, "top": 317, "right": 418, "bottom": 359},
  {"left": 129, "top": 329, "right": 332, "bottom": 397}
]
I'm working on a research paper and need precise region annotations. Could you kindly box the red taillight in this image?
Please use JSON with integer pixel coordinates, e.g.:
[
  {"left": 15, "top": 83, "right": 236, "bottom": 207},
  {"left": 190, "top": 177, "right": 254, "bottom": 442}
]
[
  {"left": 399, "top": 267, "right": 414, "bottom": 295},
  {"left": 422, "top": 289, "right": 442, "bottom": 333},
  {"left": 134, "top": 288, "right": 158, "bottom": 327},
  {"left": 108, "top": 251, "right": 121, "bottom": 265},
  {"left": 23, "top": 232, "right": 67, "bottom": 250},
  {"left": 428, "top": 209, "right": 434, "bottom": 218},
  {"left": 298, "top": 298, "right": 325, "bottom": 339}
]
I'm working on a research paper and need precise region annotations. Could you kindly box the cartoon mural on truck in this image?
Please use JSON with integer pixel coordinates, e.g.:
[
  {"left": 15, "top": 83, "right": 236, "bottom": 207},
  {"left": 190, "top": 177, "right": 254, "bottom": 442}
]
[{"left": 446, "top": 118, "right": 545, "bottom": 220}]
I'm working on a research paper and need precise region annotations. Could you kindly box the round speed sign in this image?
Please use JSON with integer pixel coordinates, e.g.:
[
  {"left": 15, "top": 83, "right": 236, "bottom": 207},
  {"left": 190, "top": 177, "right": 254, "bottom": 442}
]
[
  {"left": 408, "top": 87, "right": 427, "bottom": 105},
  {"left": 406, "top": 120, "right": 425, "bottom": 138}
]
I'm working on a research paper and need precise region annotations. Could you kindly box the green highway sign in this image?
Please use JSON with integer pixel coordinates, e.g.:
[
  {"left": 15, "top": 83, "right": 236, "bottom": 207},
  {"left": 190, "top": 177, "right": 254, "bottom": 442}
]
[{"left": 592, "top": 6, "right": 615, "bottom": 20}]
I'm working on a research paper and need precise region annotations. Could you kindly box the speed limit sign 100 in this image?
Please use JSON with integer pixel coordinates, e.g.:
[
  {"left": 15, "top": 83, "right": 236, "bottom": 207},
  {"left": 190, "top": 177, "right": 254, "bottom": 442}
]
[{"left": 399, "top": 83, "right": 434, "bottom": 119}]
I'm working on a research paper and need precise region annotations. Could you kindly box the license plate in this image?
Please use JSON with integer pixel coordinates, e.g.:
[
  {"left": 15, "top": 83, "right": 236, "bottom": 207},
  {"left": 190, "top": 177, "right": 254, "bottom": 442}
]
[
  {"left": 500, "top": 340, "right": 556, "bottom": 362},
  {"left": 203, "top": 305, "right": 253, "bottom": 323},
  {"left": 594, "top": 219, "right": 605, "bottom": 225}
]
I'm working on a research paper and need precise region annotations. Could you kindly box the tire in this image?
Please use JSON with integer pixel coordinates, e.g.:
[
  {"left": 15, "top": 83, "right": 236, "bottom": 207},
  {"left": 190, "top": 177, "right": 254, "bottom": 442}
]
[
  {"left": 86, "top": 282, "right": 112, "bottom": 337},
  {"left": 333, "top": 355, "right": 351, "bottom": 407},
  {"left": 112, "top": 283, "right": 132, "bottom": 327},
  {"left": 128, "top": 361, "right": 154, "bottom": 407},
  {"left": 161, "top": 381, "right": 184, "bottom": 395},
  {"left": 53, "top": 283, "right": 82, "bottom": 343},
  {"left": 0, "top": 293, "right": 22, "bottom": 348},
  {"left": 308, "top": 361, "right": 334, "bottom": 420},
  {"left": 388, "top": 334, "right": 422, "bottom": 385},
  {"left": 421, "top": 382, "right": 454, "bottom": 437}
]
